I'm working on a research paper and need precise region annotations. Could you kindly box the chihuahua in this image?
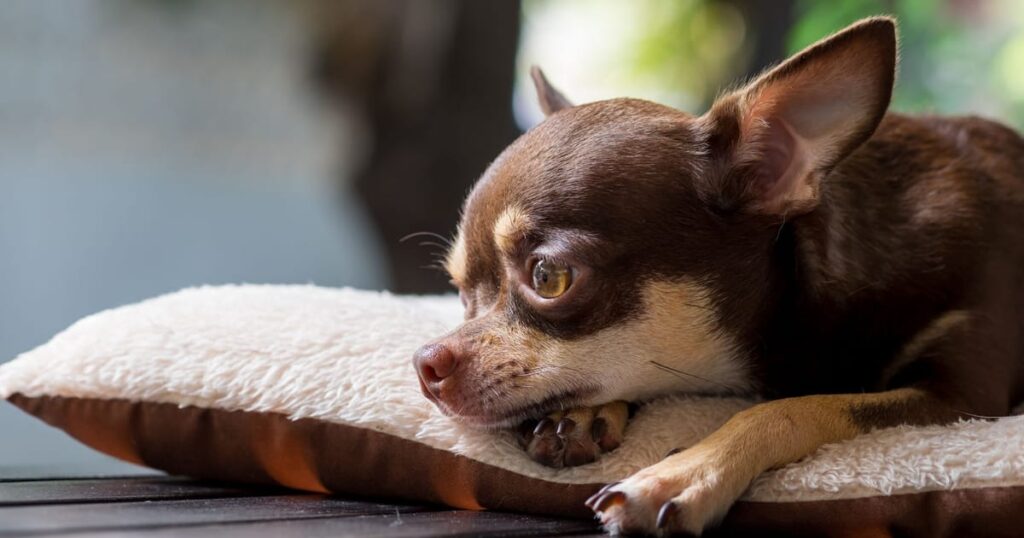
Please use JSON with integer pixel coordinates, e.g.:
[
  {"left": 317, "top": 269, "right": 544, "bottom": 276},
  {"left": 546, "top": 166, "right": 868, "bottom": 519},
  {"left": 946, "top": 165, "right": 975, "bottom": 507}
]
[{"left": 413, "top": 17, "right": 1024, "bottom": 535}]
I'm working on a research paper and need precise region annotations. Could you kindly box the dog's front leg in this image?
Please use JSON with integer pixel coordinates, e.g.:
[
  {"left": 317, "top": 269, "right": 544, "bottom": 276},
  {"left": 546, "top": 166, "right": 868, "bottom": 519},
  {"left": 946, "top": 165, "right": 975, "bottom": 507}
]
[{"left": 589, "top": 388, "right": 960, "bottom": 535}]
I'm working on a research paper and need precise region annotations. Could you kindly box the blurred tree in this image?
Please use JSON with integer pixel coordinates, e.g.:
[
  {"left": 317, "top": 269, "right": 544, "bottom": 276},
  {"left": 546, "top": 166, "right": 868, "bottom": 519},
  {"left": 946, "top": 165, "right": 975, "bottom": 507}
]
[
  {"left": 729, "top": 0, "right": 795, "bottom": 78},
  {"left": 307, "top": 0, "right": 521, "bottom": 293},
  {"left": 306, "top": 0, "right": 1023, "bottom": 293},
  {"left": 516, "top": 0, "right": 792, "bottom": 120}
]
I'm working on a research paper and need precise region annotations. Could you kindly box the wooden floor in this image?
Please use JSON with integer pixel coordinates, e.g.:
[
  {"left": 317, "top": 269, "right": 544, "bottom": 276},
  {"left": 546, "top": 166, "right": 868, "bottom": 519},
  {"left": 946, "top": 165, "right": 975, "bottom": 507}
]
[{"left": 0, "top": 469, "right": 604, "bottom": 537}]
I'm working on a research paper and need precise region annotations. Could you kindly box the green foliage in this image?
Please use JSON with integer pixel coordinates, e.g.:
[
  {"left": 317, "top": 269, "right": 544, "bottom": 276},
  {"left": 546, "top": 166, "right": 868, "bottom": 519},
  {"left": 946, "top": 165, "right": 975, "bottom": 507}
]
[
  {"left": 627, "top": 0, "right": 749, "bottom": 110},
  {"left": 791, "top": 0, "right": 1024, "bottom": 128},
  {"left": 519, "top": 0, "right": 751, "bottom": 113},
  {"left": 521, "top": 0, "right": 1024, "bottom": 127}
]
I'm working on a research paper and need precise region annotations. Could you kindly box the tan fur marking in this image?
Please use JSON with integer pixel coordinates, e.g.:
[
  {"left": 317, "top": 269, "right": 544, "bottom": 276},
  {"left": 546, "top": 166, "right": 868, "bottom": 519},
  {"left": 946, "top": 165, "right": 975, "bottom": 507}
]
[
  {"left": 561, "top": 406, "right": 596, "bottom": 424},
  {"left": 594, "top": 401, "right": 630, "bottom": 437},
  {"left": 703, "top": 388, "right": 919, "bottom": 471},
  {"left": 444, "top": 231, "right": 468, "bottom": 285},
  {"left": 600, "top": 388, "right": 922, "bottom": 534},
  {"left": 881, "top": 310, "right": 970, "bottom": 385},
  {"left": 547, "top": 280, "right": 748, "bottom": 401},
  {"left": 520, "top": 279, "right": 748, "bottom": 405},
  {"left": 492, "top": 206, "right": 531, "bottom": 254},
  {"left": 453, "top": 280, "right": 745, "bottom": 423}
]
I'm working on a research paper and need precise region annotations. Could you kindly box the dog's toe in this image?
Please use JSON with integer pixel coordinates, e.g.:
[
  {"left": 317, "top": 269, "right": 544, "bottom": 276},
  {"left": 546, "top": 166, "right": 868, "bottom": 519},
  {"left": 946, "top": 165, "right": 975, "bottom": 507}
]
[
  {"left": 519, "top": 401, "right": 631, "bottom": 468},
  {"left": 591, "top": 401, "right": 629, "bottom": 452},
  {"left": 515, "top": 418, "right": 538, "bottom": 449},
  {"left": 557, "top": 408, "right": 600, "bottom": 466},
  {"left": 526, "top": 414, "right": 566, "bottom": 467},
  {"left": 591, "top": 448, "right": 749, "bottom": 535}
]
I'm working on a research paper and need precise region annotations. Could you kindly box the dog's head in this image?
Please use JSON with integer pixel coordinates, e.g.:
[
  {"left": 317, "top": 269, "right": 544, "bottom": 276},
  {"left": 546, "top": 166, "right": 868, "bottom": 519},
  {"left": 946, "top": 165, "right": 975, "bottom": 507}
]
[{"left": 414, "top": 18, "right": 897, "bottom": 427}]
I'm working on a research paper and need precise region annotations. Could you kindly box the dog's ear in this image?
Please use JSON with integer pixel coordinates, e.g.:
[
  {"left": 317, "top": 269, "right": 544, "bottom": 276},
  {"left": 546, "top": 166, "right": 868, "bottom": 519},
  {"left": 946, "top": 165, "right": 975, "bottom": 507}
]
[
  {"left": 702, "top": 17, "right": 897, "bottom": 215},
  {"left": 530, "top": 66, "right": 573, "bottom": 116}
]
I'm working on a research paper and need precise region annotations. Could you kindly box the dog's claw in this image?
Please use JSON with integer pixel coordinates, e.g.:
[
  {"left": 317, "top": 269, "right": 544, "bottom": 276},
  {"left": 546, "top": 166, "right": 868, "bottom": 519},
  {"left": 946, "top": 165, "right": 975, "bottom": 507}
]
[
  {"left": 656, "top": 500, "right": 680, "bottom": 530},
  {"left": 533, "top": 417, "right": 555, "bottom": 436},
  {"left": 556, "top": 417, "right": 576, "bottom": 436},
  {"left": 592, "top": 447, "right": 745, "bottom": 535},
  {"left": 591, "top": 490, "right": 626, "bottom": 512},
  {"left": 520, "top": 401, "right": 630, "bottom": 468},
  {"left": 526, "top": 429, "right": 564, "bottom": 468},
  {"left": 598, "top": 481, "right": 621, "bottom": 495},
  {"left": 585, "top": 481, "right": 620, "bottom": 509}
]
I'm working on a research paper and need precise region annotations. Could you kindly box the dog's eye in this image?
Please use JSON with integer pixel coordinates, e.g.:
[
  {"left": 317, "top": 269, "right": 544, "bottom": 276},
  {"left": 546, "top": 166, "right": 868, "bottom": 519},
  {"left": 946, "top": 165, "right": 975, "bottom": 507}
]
[{"left": 531, "top": 259, "right": 572, "bottom": 298}]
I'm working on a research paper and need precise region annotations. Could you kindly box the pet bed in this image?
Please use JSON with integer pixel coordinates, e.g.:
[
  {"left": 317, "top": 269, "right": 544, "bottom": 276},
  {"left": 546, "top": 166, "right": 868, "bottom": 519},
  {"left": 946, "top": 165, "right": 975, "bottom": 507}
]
[{"left": 2, "top": 285, "right": 1021, "bottom": 536}]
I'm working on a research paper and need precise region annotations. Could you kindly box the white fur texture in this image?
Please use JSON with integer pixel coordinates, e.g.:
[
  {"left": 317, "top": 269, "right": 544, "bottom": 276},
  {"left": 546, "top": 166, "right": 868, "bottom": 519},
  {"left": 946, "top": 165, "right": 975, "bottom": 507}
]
[{"left": 1, "top": 285, "right": 1021, "bottom": 502}]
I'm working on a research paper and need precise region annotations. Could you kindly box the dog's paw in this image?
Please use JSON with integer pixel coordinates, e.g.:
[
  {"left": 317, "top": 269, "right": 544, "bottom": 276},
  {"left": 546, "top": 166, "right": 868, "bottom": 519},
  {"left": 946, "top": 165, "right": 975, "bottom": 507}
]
[
  {"left": 585, "top": 446, "right": 752, "bottom": 535},
  {"left": 516, "top": 401, "right": 629, "bottom": 468}
]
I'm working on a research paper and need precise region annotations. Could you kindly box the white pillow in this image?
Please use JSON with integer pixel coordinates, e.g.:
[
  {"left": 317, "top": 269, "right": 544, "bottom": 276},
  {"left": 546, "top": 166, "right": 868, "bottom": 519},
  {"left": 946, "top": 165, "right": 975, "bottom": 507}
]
[{"left": 2, "top": 285, "right": 1022, "bottom": 534}]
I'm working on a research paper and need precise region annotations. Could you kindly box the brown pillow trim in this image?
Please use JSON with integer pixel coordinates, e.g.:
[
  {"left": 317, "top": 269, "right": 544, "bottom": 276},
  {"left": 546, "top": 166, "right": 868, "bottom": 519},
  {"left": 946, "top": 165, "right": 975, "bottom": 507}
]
[{"left": 10, "top": 393, "right": 1024, "bottom": 537}]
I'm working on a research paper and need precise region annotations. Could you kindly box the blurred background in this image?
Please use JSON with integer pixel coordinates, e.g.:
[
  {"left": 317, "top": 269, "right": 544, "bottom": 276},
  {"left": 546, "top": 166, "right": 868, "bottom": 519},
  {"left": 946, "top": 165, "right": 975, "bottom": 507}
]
[{"left": 2, "top": 0, "right": 1023, "bottom": 471}]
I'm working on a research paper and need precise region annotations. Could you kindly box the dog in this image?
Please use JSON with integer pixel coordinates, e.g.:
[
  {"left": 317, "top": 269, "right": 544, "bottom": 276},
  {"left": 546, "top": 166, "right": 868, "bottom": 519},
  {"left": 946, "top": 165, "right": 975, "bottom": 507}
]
[{"left": 412, "top": 17, "right": 1024, "bottom": 535}]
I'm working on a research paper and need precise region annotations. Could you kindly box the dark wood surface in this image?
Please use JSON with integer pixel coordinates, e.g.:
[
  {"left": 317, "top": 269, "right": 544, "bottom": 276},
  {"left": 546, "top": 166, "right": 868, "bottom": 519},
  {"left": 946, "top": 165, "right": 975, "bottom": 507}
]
[{"left": 0, "top": 470, "right": 604, "bottom": 537}]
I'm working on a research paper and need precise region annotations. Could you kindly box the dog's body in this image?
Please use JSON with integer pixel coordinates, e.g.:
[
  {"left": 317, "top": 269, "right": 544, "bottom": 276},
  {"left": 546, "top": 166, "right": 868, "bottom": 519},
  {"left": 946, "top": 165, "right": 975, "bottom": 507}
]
[
  {"left": 413, "top": 18, "right": 1024, "bottom": 534},
  {"left": 742, "top": 110, "right": 1024, "bottom": 409}
]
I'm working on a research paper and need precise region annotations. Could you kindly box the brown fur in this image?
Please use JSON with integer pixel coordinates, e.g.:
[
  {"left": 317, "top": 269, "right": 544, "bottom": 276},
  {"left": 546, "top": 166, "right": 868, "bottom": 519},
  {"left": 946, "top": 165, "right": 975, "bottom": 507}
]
[{"left": 415, "top": 17, "right": 1024, "bottom": 534}]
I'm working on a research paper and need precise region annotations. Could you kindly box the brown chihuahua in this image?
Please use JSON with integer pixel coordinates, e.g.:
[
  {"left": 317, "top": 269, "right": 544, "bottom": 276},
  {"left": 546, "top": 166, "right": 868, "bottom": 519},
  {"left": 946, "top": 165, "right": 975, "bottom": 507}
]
[{"left": 413, "top": 17, "right": 1024, "bottom": 535}]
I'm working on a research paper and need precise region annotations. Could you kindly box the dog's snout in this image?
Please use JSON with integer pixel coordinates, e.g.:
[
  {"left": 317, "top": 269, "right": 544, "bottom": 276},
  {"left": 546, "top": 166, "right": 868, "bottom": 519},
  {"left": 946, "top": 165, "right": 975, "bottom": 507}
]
[{"left": 413, "top": 343, "right": 459, "bottom": 399}]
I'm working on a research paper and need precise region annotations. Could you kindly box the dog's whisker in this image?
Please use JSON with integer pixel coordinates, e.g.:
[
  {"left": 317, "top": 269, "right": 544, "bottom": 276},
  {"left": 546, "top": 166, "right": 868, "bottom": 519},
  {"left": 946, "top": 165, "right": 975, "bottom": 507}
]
[
  {"left": 514, "top": 370, "right": 548, "bottom": 378},
  {"left": 649, "top": 360, "right": 744, "bottom": 394},
  {"left": 418, "top": 241, "right": 450, "bottom": 250},
  {"left": 399, "top": 231, "right": 453, "bottom": 247},
  {"left": 515, "top": 364, "right": 585, "bottom": 378}
]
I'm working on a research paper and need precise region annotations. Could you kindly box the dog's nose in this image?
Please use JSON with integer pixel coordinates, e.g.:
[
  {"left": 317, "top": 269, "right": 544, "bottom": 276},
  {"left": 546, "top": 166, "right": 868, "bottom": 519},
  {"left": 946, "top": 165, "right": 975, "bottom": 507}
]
[{"left": 413, "top": 343, "right": 459, "bottom": 399}]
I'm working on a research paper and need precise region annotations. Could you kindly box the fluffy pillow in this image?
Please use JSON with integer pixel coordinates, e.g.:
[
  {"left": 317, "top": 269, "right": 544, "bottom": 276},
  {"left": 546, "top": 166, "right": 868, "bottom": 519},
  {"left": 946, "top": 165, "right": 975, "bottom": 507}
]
[{"left": 2, "top": 285, "right": 1022, "bottom": 536}]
